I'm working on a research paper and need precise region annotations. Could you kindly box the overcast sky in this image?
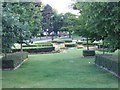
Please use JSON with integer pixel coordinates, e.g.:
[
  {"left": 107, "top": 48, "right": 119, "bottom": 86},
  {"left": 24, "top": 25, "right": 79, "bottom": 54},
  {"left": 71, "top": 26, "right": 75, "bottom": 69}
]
[{"left": 40, "top": 0, "right": 79, "bottom": 15}]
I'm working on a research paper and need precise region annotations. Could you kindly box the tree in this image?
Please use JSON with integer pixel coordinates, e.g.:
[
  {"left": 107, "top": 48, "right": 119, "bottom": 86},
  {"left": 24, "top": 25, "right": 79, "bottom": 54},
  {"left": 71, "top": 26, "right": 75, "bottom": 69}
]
[
  {"left": 72, "top": 2, "right": 119, "bottom": 52},
  {"left": 41, "top": 4, "right": 54, "bottom": 40},
  {"left": 2, "top": 2, "right": 42, "bottom": 53},
  {"left": 60, "top": 12, "right": 78, "bottom": 38},
  {"left": 52, "top": 13, "right": 64, "bottom": 35}
]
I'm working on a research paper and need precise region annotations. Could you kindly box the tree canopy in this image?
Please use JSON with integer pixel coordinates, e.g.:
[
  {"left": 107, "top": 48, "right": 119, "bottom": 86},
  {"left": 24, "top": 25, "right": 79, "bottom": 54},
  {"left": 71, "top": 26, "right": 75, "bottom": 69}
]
[
  {"left": 2, "top": 2, "right": 42, "bottom": 53},
  {"left": 72, "top": 2, "right": 119, "bottom": 51}
]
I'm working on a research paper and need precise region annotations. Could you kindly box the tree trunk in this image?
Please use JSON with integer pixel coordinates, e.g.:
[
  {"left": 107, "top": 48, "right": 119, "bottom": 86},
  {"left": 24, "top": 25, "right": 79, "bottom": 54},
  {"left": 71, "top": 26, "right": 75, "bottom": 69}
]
[
  {"left": 20, "top": 43, "right": 23, "bottom": 52},
  {"left": 69, "top": 31, "right": 71, "bottom": 38},
  {"left": 40, "top": 35, "right": 41, "bottom": 40},
  {"left": 51, "top": 35, "right": 54, "bottom": 41},
  {"left": 102, "top": 39, "right": 105, "bottom": 54},
  {"left": 4, "top": 52, "right": 7, "bottom": 58},
  {"left": 20, "top": 31, "right": 23, "bottom": 52},
  {"left": 87, "top": 37, "right": 89, "bottom": 50}
]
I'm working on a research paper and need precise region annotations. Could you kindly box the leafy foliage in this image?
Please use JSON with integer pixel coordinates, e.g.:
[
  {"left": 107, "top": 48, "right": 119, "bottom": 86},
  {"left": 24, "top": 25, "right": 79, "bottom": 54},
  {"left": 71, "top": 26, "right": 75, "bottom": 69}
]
[
  {"left": 73, "top": 2, "right": 120, "bottom": 51},
  {"left": 41, "top": 4, "right": 54, "bottom": 34},
  {"left": 60, "top": 12, "right": 78, "bottom": 38},
  {"left": 2, "top": 2, "right": 42, "bottom": 53}
]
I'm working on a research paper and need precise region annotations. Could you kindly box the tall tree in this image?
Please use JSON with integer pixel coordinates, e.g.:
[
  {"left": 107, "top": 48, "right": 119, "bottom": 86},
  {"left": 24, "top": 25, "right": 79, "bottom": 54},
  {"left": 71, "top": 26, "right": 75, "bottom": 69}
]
[
  {"left": 2, "top": 2, "right": 42, "bottom": 53},
  {"left": 53, "top": 13, "right": 64, "bottom": 35},
  {"left": 73, "top": 2, "right": 119, "bottom": 52},
  {"left": 42, "top": 4, "right": 54, "bottom": 34},
  {"left": 60, "top": 12, "right": 78, "bottom": 38}
]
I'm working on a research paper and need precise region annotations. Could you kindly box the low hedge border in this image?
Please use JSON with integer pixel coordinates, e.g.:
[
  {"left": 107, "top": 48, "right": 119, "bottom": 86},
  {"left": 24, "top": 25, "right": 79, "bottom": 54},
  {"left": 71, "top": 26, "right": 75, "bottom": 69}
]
[
  {"left": 83, "top": 50, "right": 95, "bottom": 56},
  {"left": 2, "top": 52, "right": 28, "bottom": 70},
  {"left": 23, "top": 43, "right": 53, "bottom": 47},
  {"left": 52, "top": 40, "right": 72, "bottom": 43},
  {"left": 95, "top": 54, "right": 120, "bottom": 78},
  {"left": 12, "top": 47, "right": 55, "bottom": 53},
  {"left": 52, "top": 40, "right": 64, "bottom": 43},
  {"left": 65, "top": 43, "right": 77, "bottom": 47},
  {"left": 76, "top": 41, "right": 83, "bottom": 45},
  {"left": 64, "top": 40, "right": 72, "bottom": 43}
]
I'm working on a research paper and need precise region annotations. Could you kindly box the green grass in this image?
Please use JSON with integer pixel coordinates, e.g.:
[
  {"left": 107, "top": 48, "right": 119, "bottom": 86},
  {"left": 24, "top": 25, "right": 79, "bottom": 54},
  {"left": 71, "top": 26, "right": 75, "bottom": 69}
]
[{"left": 2, "top": 49, "right": 118, "bottom": 88}]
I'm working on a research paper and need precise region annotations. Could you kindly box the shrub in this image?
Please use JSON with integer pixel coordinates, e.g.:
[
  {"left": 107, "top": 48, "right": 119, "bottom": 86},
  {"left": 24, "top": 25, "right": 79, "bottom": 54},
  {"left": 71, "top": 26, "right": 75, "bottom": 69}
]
[
  {"left": 83, "top": 50, "right": 95, "bottom": 56},
  {"left": 76, "top": 41, "right": 83, "bottom": 45},
  {"left": 23, "top": 45, "right": 36, "bottom": 47},
  {"left": 97, "top": 44, "right": 108, "bottom": 49},
  {"left": 95, "top": 54, "right": 120, "bottom": 77},
  {"left": 2, "top": 52, "right": 28, "bottom": 69},
  {"left": 52, "top": 40, "right": 72, "bottom": 43},
  {"left": 65, "top": 43, "right": 76, "bottom": 47},
  {"left": 52, "top": 40, "right": 64, "bottom": 44},
  {"left": 23, "top": 42, "right": 53, "bottom": 47},
  {"left": 51, "top": 40, "right": 58, "bottom": 43},
  {"left": 64, "top": 40, "right": 72, "bottom": 43},
  {"left": 12, "top": 47, "right": 55, "bottom": 53}
]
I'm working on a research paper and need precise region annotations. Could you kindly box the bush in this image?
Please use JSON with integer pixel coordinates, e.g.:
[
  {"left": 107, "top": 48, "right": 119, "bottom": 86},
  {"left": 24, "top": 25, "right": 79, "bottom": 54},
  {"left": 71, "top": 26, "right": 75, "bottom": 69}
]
[
  {"left": 83, "top": 50, "right": 95, "bottom": 56},
  {"left": 97, "top": 44, "right": 108, "bottom": 48},
  {"left": 23, "top": 42, "right": 53, "bottom": 47},
  {"left": 64, "top": 40, "right": 72, "bottom": 43},
  {"left": 65, "top": 43, "right": 76, "bottom": 47},
  {"left": 12, "top": 47, "right": 55, "bottom": 53},
  {"left": 52, "top": 40, "right": 64, "bottom": 44},
  {"left": 52, "top": 40, "right": 72, "bottom": 43},
  {"left": 76, "top": 41, "right": 83, "bottom": 45},
  {"left": 51, "top": 40, "right": 57, "bottom": 43},
  {"left": 95, "top": 54, "right": 120, "bottom": 77},
  {"left": 2, "top": 52, "right": 28, "bottom": 69},
  {"left": 23, "top": 45, "right": 36, "bottom": 47}
]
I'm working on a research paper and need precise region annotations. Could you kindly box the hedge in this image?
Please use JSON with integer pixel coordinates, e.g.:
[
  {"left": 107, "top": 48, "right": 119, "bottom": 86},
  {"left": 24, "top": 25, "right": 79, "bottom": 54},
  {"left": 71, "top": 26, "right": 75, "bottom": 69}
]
[
  {"left": 76, "top": 41, "right": 83, "bottom": 45},
  {"left": 52, "top": 40, "right": 64, "bottom": 43},
  {"left": 83, "top": 50, "right": 95, "bottom": 56},
  {"left": 23, "top": 45, "right": 36, "bottom": 47},
  {"left": 23, "top": 43, "right": 53, "bottom": 47},
  {"left": 64, "top": 40, "right": 72, "bottom": 43},
  {"left": 2, "top": 52, "right": 28, "bottom": 69},
  {"left": 12, "top": 47, "right": 55, "bottom": 53},
  {"left": 65, "top": 43, "right": 76, "bottom": 47},
  {"left": 95, "top": 54, "right": 120, "bottom": 77},
  {"left": 52, "top": 40, "right": 72, "bottom": 43}
]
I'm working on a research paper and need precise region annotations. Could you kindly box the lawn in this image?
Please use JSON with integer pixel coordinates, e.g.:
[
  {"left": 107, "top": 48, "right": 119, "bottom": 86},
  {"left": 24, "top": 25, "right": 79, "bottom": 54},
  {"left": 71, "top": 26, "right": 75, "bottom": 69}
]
[{"left": 2, "top": 49, "right": 118, "bottom": 88}]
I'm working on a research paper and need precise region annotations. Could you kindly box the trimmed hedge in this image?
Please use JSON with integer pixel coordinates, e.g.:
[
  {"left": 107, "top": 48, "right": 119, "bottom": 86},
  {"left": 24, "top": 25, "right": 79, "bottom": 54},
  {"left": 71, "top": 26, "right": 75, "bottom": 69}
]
[
  {"left": 83, "top": 50, "right": 95, "bottom": 56},
  {"left": 23, "top": 45, "right": 36, "bottom": 47},
  {"left": 12, "top": 47, "right": 55, "bottom": 53},
  {"left": 65, "top": 43, "right": 76, "bottom": 47},
  {"left": 2, "top": 52, "right": 28, "bottom": 69},
  {"left": 23, "top": 43, "right": 53, "bottom": 47},
  {"left": 52, "top": 40, "right": 64, "bottom": 43},
  {"left": 52, "top": 40, "right": 72, "bottom": 43},
  {"left": 76, "top": 41, "right": 83, "bottom": 45},
  {"left": 64, "top": 40, "right": 72, "bottom": 43},
  {"left": 95, "top": 54, "right": 120, "bottom": 77}
]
